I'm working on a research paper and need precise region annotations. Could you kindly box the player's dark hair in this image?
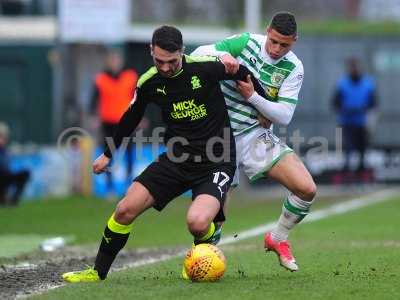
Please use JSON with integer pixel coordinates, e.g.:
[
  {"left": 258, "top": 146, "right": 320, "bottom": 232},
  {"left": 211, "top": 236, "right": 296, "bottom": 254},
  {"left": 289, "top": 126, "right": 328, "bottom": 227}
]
[
  {"left": 152, "top": 25, "right": 183, "bottom": 52},
  {"left": 270, "top": 12, "right": 297, "bottom": 36}
]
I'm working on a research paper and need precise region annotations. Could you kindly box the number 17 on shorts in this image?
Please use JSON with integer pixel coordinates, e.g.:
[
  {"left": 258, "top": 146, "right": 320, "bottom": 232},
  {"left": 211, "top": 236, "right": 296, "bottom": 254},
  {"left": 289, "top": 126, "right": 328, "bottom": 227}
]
[{"left": 213, "top": 171, "right": 230, "bottom": 199}]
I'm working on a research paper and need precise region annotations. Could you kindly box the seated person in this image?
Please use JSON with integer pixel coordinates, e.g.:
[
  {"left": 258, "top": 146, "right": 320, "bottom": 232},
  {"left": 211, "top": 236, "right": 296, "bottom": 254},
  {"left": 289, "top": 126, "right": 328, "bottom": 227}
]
[{"left": 0, "top": 122, "right": 30, "bottom": 206}]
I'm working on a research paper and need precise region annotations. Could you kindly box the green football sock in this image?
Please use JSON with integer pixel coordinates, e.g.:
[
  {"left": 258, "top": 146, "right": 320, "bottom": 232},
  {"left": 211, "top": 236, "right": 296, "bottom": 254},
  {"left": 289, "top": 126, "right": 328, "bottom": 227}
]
[
  {"left": 272, "top": 194, "right": 314, "bottom": 242},
  {"left": 194, "top": 222, "right": 216, "bottom": 245}
]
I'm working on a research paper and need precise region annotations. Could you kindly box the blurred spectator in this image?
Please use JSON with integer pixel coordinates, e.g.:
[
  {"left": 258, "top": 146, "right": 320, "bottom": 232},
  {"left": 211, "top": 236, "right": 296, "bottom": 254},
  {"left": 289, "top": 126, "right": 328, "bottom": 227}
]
[
  {"left": 0, "top": 122, "right": 30, "bottom": 206},
  {"left": 90, "top": 49, "right": 145, "bottom": 196},
  {"left": 332, "top": 57, "right": 377, "bottom": 182}
]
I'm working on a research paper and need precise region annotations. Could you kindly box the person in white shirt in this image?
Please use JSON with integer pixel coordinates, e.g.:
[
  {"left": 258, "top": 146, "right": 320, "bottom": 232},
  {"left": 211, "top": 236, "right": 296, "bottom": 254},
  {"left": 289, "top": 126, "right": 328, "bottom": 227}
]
[{"left": 191, "top": 12, "right": 316, "bottom": 272}]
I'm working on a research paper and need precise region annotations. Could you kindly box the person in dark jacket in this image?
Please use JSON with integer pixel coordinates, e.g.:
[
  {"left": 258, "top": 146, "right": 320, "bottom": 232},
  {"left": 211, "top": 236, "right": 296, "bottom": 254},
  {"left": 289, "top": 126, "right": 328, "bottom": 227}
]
[{"left": 0, "top": 122, "right": 30, "bottom": 206}]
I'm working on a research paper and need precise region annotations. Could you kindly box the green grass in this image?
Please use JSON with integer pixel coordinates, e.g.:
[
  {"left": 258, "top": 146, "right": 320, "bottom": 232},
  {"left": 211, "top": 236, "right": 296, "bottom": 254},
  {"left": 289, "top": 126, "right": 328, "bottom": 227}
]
[
  {"left": 0, "top": 193, "right": 375, "bottom": 250},
  {"left": 0, "top": 234, "right": 51, "bottom": 257},
  {"left": 0, "top": 195, "right": 285, "bottom": 249},
  {"left": 1, "top": 193, "right": 399, "bottom": 299},
  {"left": 32, "top": 195, "right": 400, "bottom": 300}
]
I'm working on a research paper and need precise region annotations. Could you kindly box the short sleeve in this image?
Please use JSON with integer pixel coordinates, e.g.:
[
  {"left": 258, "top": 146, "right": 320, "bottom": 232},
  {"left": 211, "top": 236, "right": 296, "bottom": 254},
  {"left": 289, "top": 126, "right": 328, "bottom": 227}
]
[{"left": 278, "top": 62, "right": 304, "bottom": 105}]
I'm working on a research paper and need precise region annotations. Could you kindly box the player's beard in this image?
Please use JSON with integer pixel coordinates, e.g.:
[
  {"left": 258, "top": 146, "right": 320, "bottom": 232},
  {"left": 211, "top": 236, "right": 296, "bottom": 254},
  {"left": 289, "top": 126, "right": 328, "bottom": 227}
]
[
  {"left": 158, "top": 69, "right": 175, "bottom": 78},
  {"left": 157, "top": 61, "right": 182, "bottom": 78}
]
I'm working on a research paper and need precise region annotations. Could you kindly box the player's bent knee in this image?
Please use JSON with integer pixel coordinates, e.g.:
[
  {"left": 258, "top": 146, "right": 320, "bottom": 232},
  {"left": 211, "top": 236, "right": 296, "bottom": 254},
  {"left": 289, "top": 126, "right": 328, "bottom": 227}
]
[
  {"left": 296, "top": 180, "right": 317, "bottom": 201},
  {"left": 114, "top": 202, "right": 131, "bottom": 223},
  {"left": 187, "top": 215, "right": 210, "bottom": 236},
  {"left": 114, "top": 200, "right": 136, "bottom": 225}
]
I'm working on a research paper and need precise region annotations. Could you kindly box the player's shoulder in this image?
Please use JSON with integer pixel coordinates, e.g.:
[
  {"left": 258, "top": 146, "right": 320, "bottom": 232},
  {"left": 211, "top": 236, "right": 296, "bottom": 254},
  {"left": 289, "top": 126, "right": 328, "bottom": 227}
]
[
  {"left": 248, "top": 33, "right": 265, "bottom": 46},
  {"left": 185, "top": 55, "right": 218, "bottom": 64},
  {"left": 184, "top": 55, "right": 221, "bottom": 73},
  {"left": 137, "top": 66, "right": 158, "bottom": 88},
  {"left": 224, "top": 32, "right": 250, "bottom": 41},
  {"left": 228, "top": 32, "right": 263, "bottom": 49},
  {"left": 282, "top": 51, "right": 303, "bottom": 74}
]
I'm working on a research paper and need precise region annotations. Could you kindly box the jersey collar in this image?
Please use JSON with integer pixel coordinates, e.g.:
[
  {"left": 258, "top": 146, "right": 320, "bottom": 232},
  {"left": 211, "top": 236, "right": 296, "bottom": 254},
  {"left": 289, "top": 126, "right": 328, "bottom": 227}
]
[{"left": 169, "top": 55, "right": 185, "bottom": 78}]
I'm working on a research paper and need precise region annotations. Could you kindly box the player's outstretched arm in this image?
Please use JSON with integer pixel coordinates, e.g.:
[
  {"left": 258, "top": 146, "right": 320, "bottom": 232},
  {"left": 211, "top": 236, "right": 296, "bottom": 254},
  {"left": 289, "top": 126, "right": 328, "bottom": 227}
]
[
  {"left": 248, "top": 94, "right": 296, "bottom": 126},
  {"left": 93, "top": 154, "right": 110, "bottom": 174},
  {"left": 231, "top": 65, "right": 267, "bottom": 98},
  {"left": 239, "top": 61, "right": 304, "bottom": 126},
  {"left": 219, "top": 54, "right": 239, "bottom": 75},
  {"left": 236, "top": 75, "right": 296, "bottom": 126},
  {"left": 192, "top": 45, "right": 238, "bottom": 74},
  {"left": 202, "top": 60, "right": 266, "bottom": 100},
  {"left": 102, "top": 92, "right": 147, "bottom": 160},
  {"left": 191, "top": 44, "right": 228, "bottom": 58}
]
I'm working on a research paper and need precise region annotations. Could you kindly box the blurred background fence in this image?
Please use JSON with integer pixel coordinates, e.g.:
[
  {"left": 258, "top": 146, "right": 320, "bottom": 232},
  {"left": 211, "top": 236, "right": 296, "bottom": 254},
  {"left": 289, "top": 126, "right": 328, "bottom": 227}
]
[{"left": 1, "top": 0, "right": 400, "bottom": 199}]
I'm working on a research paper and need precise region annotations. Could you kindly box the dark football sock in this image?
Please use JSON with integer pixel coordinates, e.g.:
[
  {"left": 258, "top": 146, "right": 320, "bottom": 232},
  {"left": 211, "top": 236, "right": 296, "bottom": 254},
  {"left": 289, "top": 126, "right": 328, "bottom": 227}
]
[{"left": 94, "top": 214, "right": 133, "bottom": 279}]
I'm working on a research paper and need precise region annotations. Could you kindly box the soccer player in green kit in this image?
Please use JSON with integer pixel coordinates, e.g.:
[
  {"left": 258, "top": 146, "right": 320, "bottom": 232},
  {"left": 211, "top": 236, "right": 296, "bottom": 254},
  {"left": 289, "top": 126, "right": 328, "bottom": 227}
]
[{"left": 192, "top": 12, "right": 317, "bottom": 272}]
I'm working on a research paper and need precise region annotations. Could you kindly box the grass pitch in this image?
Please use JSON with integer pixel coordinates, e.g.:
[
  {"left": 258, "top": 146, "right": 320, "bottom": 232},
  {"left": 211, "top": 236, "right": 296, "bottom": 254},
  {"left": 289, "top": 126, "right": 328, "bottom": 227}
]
[{"left": 1, "top": 192, "right": 399, "bottom": 299}]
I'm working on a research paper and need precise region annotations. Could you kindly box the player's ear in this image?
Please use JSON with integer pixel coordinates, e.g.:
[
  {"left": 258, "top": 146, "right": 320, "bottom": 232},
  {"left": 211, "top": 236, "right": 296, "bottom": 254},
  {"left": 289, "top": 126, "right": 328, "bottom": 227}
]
[
  {"left": 149, "top": 44, "right": 153, "bottom": 56},
  {"left": 181, "top": 46, "right": 186, "bottom": 55}
]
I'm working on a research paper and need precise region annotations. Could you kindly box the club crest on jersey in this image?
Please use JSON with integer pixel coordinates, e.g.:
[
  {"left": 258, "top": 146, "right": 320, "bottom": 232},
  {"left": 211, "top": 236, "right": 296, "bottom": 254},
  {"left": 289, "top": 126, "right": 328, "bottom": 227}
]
[
  {"left": 265, "top": 86, "right": 279, "bottom": 100},
  {"left": 191, "top": 76, "right": 202, "bottom": 90},
  {"left": 271, "top": 71, "right": 285, "bottom": 86}
]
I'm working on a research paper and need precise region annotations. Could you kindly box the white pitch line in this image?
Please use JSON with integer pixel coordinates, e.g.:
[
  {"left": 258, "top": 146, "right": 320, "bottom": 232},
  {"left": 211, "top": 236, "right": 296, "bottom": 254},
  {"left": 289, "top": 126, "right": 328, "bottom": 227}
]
[
  {"left": 30, "top": 188, "right": 398, "bottom": 298},
  {"left": 115, "top": 251, "right": 187, "bottom": 271},
  {"left": 219, "top": 188, "right": 399, "bottom": 245},
  {"left": 109, "top": 188, "right": 399, "bottom": 269}
]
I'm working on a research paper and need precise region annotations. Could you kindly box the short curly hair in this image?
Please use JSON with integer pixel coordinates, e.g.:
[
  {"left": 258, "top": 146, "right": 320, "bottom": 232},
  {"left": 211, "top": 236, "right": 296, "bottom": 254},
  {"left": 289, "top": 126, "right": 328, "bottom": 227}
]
[
  {"left": 270, "top": 12, "right": 297, "bottom": 36},
  {"left": 152, "top": 25, "right": 183, "bottom": 52}
]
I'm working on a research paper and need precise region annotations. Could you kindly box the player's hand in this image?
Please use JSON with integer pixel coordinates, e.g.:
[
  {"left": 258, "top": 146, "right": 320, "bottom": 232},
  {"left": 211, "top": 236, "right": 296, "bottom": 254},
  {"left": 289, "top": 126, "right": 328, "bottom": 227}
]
[
  {"left": 237, "top": 75, "right": 255, "bottom": 100},
  {"left": 93, "top": 154, "right": 110, "bottom": 174},
  {"left": 219, "top": 53, "right": 239, "bottom": 74},
  {"left": 257, "top": 113, "right": 272, "bottom": 128}
]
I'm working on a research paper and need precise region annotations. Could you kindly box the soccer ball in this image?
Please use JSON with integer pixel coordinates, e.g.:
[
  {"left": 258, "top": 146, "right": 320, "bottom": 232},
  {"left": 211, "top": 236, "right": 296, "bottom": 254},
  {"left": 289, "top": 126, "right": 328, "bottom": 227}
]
[{"left": 184, "top": 243, "right": 226, "bottom": 282}]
